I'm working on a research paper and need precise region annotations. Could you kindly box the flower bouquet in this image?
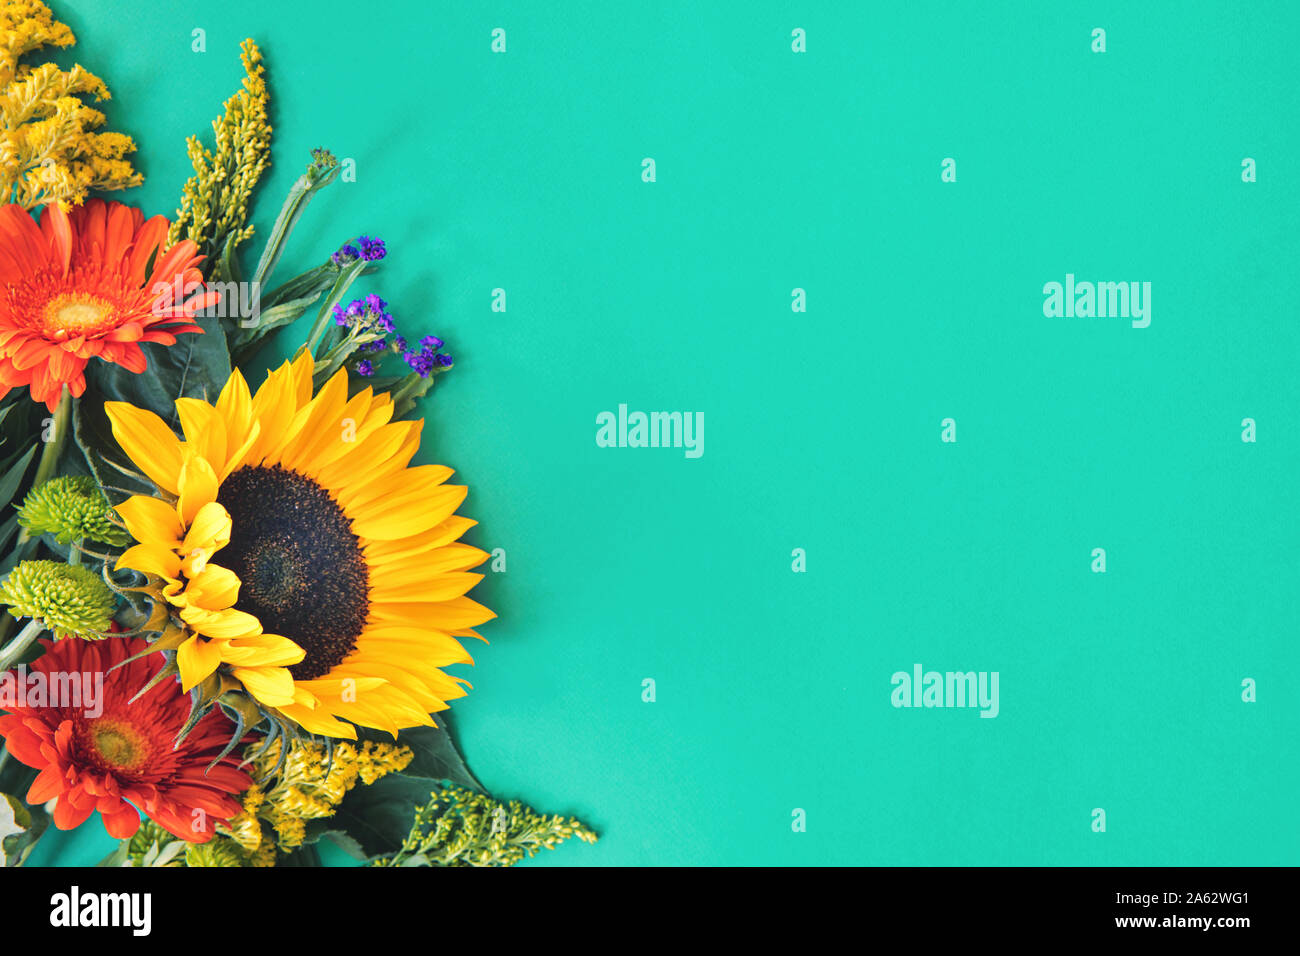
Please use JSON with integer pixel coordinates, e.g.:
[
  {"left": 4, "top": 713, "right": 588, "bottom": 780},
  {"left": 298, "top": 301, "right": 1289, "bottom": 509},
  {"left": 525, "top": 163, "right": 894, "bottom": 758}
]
[{"left": 0, "top": 0, "right": 594, "bottom": 867}]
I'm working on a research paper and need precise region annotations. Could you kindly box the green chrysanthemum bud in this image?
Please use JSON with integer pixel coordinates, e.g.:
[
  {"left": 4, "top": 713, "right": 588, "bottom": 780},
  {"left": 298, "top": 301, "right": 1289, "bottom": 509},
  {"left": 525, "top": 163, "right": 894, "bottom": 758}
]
[
  {"left": 185, "top": 838, "right": 250, "bottom": 868},
  {"left": 16, "top": 475, "right": 129, "bottom": 546},
  {"left": 0, "top": 560, "right": 115, "bottom": 640}
]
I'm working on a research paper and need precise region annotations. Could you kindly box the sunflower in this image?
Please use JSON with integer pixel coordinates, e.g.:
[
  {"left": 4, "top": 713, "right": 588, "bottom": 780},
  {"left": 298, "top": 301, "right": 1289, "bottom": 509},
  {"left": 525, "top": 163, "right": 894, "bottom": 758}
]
[
  {"left": 105, "top": 351, "right": 495, "bottom": 740},
  {"left": 0, "top": 199, "right": 217, "bottom": 410},
  {"left": 0, "top": 635, "right": 250, "bottom": 842}
]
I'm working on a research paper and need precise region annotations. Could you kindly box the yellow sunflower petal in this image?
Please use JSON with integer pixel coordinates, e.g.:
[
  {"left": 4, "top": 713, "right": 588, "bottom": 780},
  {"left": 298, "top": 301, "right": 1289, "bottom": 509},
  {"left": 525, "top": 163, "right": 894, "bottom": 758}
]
[
  {"left": 214, "top": 367, "right": 254, "bottom": 442},
  {"left": 274, "top": 702, "right": 358, "bottom": 739},
  {"left": 369, "top": 596, "right": 496, "bottom": 630},
  {"left": 232, "top": 666, "right": 297, "bottom": 707},
  {"left": 184, "top": 562, "right": 241, "bottom": 610},
  {"left": 176, "top": 455, "right": 219, "bottom": 526},
  {"left": 115, "top": 543, "right": 181, "bottom": 580},
  {"left": 277, "top": 369, "right": 350, "bottom": 472},
  {"left": 351, "top": 485, "right": 469, "bottom": 540},
  {"left": 219, "top": 634, "right": 305, "bottom": 668},
  {"left": 176, "top": 636, "right": 224, "bottom": 692},
  {"left": 175, "top": 397, "right": 228, "bottom": 476},
  {"left": 180, "top": 605, "right": 262, "bottom": 639},
  {"left": 181, "top": 501, "right": 232, "bottom": 556},
  {"left": 114, "top": 495, "right": 183, "bottom": 547},
  {"left": 247, "top": 360, "right": 300, "bottom": 465},
  {"left": 104, "top": 402, "right": 185, "bottom": 495},
  {"left": 369, "top": 572, "right": 483, "bottom": 604},
  {"left": 336, "top": 463, "right": 453, "bottom": 512},
  {"left": 313, "top": 420, "right": 420, "bottom": 492}
]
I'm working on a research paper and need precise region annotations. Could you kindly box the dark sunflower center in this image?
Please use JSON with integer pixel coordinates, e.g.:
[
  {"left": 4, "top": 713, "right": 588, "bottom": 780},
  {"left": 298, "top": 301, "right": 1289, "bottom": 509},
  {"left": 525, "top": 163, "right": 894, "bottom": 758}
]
[{"left": 217, "top": 465, "right": 370, "bottom": 681}]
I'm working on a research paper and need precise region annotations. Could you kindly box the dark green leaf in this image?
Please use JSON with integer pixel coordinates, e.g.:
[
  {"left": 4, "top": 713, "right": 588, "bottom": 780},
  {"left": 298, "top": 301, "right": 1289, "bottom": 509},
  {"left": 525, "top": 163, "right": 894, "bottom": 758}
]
[
  {"left": 87, "top": 315, "right": 232, "bottom": 427},
  {"left": 0, "top": 442, "right": 36, "bottom": 510},
  {"left": 328, "top": 771, "right": 445, "bottom": 859},
  {"left": 381, "top": 713, "right": 485, "bottom": 792}
]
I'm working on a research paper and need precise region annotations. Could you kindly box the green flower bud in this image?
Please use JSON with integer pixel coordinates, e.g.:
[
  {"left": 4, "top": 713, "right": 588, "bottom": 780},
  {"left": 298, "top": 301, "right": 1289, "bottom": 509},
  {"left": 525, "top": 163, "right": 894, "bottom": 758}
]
[
  {"left": 17, "top": 475, "right": 129, "bottom": 546},
  {"left": 184, "top": 838, "right": 250, "bottom": 868},
  {"left": 0, "top": 560, "right": 115, "bottom": 640}
]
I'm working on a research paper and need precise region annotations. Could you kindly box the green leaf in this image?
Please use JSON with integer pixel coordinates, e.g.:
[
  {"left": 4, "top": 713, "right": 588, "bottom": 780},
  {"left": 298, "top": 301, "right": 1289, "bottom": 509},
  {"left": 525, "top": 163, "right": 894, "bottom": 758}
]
[
  {"left": 229, "top": 291, "right": 331, "bottom": 365},
  {"left": 262, "top": 263, "right": 336, "bottom": 310},
  {"left": 1, "top": 793, "right": 49, "bottom": 866},
  {"left": 250, "top": 154, "right": 341, "bottom": 292},
  {"left": 71, "top": 393, "right": 154, "bottom": 505},
  {"left": 95, "top": 841, "right": 131, "bottom": 867},
  {"left": 320, "top": 829, "right": 368, "bottom": 861},
  {"left": 383, "top": 713, "right": 485, "bottom": 792},
  {"left": 328, "top": 714, "right": 483, "bottom": 859},
  {"left": 0, "top": 442, "right": 37, "bottom": 510},
  {"left": 328, "top": 771, "right": 445, "bottom": 859},
  {"left": 86, "top": 314, "right": 232, "bottom": 427}
]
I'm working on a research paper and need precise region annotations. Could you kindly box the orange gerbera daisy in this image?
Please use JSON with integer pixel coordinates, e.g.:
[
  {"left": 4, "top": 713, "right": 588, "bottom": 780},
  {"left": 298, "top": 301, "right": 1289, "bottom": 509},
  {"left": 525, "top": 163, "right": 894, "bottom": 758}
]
[
  {"left": 0, "top": 635, "right": 250, "bottom": 842},
  {"left": 0, "top": 199, "right": 217, "bottom": 411}
]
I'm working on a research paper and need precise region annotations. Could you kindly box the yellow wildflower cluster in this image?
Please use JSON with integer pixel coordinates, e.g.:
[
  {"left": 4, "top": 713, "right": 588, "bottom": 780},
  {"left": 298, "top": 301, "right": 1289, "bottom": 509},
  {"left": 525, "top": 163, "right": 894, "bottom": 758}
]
[
  {"left": 218, "top": 738, "right": 414, "bottom": 860},
  {"left": 168, "top": 37, "right": 271, "bottom": 262},
  {"left": 374, "top": 786, "right": 599, "bottom": 868},
  {"left": 0, "top": 0, "right": 141, "bottom": 209}
]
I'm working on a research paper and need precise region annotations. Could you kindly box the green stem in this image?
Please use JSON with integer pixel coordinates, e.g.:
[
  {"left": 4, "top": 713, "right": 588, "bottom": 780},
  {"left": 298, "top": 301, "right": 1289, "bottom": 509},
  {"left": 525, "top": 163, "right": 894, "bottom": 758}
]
[
  {"left": 0, "top": 619, "right": 45, "bottom": 672},
  {"left": 14, "top": 387, "right": 72, "bottom": 549},
  {"left": 304, "top": 259, "right": 367, "bottom": 356},
  {"left": 251, "top": 158, "right": 340, "bottom": 291},
  {"left": 67, "top": 538, "right": 83, "bottom": 567}
]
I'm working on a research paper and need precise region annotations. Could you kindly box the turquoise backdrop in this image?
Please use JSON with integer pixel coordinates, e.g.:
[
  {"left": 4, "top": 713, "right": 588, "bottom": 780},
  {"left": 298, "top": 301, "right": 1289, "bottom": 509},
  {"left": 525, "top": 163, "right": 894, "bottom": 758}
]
[{"left": 25, "top": 0, "right": 1300, "bottom": 865}]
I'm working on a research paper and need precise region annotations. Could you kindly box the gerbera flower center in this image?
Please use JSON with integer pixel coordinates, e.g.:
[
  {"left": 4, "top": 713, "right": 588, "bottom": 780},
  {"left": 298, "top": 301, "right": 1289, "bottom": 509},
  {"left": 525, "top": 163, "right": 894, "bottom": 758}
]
[
  {"left": 87, "top": 718, "right": 148, "bottom": 770},
  {"left": 40, "top": 291, "right": 116, "bottom": 338},
  {"left": 216, "top": 465, "right": 370, "bottom": 681}
]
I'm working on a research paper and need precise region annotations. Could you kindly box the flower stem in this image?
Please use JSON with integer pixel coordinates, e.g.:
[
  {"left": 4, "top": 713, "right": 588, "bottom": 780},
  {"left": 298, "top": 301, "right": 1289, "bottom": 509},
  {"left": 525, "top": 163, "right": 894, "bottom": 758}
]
[
  {"left": 14, "top": 387, "right": 73, "bottom": 550},
  {"left": 32, "top": 387, "right": 72, "bottom": 491},
  {"left": 305, "top": 258, "right": 367, "bottom": 356},
  {"left": 0, "top": 619, "right": 45, "bottom": 672}
]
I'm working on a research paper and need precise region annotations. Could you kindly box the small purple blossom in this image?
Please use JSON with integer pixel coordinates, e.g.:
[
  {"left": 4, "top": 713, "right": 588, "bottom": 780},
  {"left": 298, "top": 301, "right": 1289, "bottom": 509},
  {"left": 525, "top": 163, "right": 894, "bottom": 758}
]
[
  {"left": 332, "top": 303, "right": 347, "bottom": 326},
  {"left": 403, "top": 350, "right": 435, "bottom": 378},
  {"left": 435, "top": 353, "right": 453, "bottom": 368},
  {"left": 330, "top": 243, "right": 360, "bottom": 267},
  {"left": 420, "top": 335, "right": 443, "bottom": 350},
  {"left": 392, "top": 334, "right": 407, "bottom": 352},
  {"left": 357, "top": 235, "right": 387, "bottom": 261},
  {"left": 355, "top": 359, "right": 374, "bottom": 376}
]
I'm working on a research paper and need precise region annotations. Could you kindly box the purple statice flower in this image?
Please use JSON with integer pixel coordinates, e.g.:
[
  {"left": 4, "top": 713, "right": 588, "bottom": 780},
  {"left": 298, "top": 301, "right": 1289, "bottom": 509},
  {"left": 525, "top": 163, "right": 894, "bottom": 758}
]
[
  {"left": 355, "top": 359, "right": 374, "bottom": 376},
  {"left": 373, "top": 312, "right": 395, "bottom": 333},
  {"left": 331, "top": 243, "right": 360, "bottom": 267},
  {"left": 357, "top": 235, "right": 387, "bottom": 261},
  {"left": 403, "top": 349, "right": 436, "bottom": 378},
  {"left": 420, "top": 335, "right": 443, "bottom": 350},
  {"left": 345, "top": 299, "right": 365, "bottom": 319},
  {"left": 435, "top": 352, "right": 453, "bottom": 368},
  {"left": 366, "top": 339, "right": 387, "bottom": 352},
  {"left": 364, "top": 293, "right": 387, "bottom": 313},
  {"left": 392, "top": 334, "right": 407, "bottom": 352},
  {"left": 332, "top": 303, "right": 348, "bottom": 326}
]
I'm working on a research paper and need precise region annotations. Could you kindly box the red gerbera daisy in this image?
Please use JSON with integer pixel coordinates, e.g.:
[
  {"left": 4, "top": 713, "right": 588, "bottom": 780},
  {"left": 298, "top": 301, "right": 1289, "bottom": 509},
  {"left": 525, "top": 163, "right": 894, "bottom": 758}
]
[
  {"left": 0, "top": 635, "right": 250, "bottom": 843},
  {"left": 0, "top": 199, "right": 218, "bottom": 411}
]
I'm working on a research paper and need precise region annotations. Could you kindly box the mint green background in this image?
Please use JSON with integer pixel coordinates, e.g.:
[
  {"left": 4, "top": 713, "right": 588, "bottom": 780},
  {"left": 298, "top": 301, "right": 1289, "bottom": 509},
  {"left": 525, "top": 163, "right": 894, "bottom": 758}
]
[{"left": 25, "top": 0, "right": 1298, "bottom": 866}]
